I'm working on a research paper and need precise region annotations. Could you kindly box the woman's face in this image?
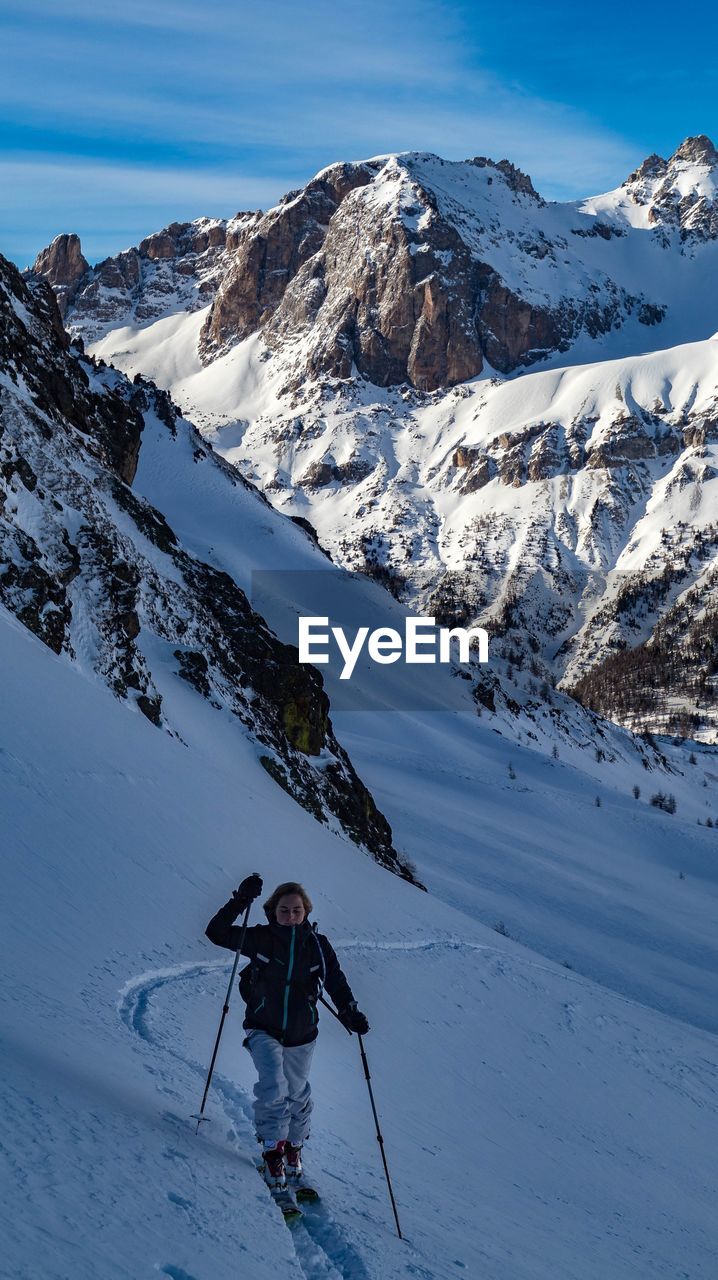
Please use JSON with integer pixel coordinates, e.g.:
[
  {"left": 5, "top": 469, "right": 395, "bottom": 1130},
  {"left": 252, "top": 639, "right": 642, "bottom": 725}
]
[{"left": 275, "top": 893, "right": 306, "bottom": 926}]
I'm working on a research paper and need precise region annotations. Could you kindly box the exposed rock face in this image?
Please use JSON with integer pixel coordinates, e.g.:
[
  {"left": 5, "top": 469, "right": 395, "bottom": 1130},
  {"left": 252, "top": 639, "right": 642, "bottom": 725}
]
[
  {"left": 452, "top": 446, "right": 480, "bottom": 468},
  {"left": 2, "top": 261, "right": 143, "bottom": 484},
  {"left": 300, "top": 452, "right": 374, "bottom": 490},
  {"left": 452, "top": 445, "right": 493, "bottom": 492},
  {"left": 199, "top": 162, "right": 376, "bottom": 355},
  {"left": 0, "top": 251, "right": 413, "bottom": 875},
  {"left": 32, "top": 234, "right": 89, "bottom": 317},
  {"left": 480, "top": 278, "right": 626, "bottom": 375},
  {"left": 672, "top": 134, "right": 718, "bottom": 167},
  {"left": 471, "top": 156, "right": 542, "bottom": 200},
  {"left": 266, "top": 181, "right": 488, "bottom": 389},
  {"left": 33, "top": 232, "right": 88, "bottom": 285}
]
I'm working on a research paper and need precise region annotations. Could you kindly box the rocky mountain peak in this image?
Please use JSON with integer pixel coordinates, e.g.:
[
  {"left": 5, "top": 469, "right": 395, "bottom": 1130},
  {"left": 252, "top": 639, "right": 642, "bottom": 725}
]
[
  {"left": 36, "top": 142, "right": 707, "bottom": 393},
  {"left": 626, "top": 136, "right": 718, "bottom": 188},
  {"left": 627, "top": 153, "right": 667, "bottom": 184},
  {"left": 31, "top": 233, "right": 90, "bottom": 318},
  {"left": 32, "top": 232, "right": 89, "bottom": 286},
  {"left": 619, "top": 134, "right": 718, "bottom": 242},
  {"left": 199, "top": 149, "right": 637, "bottom": 389},
  {"left": 669, "top": 134, "right": 718, "bottom": 167}
]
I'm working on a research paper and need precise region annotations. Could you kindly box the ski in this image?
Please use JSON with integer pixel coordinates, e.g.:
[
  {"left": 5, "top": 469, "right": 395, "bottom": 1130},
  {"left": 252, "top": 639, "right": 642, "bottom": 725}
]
[
  {"left": 294, "top": 1183, "right": 320, "bottom": 1204},
  {"left": 269, "top": 1185, "right": 303, "bottom": 1220}
]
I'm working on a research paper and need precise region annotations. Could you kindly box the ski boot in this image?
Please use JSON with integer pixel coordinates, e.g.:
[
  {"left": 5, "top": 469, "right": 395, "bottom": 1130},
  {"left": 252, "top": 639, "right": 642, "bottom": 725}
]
[
  {"left": 259, "top": 1142, "right": 301, "bottom": 1220},
  {"left": 260, "top": 1141, "right": 287, "bottom": 1190}
]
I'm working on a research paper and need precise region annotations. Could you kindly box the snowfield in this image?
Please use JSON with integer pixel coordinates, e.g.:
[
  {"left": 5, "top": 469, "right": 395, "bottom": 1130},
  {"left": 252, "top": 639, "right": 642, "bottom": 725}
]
[{"left": 3, "top": 601, "right": 718, "bottom": 1279}]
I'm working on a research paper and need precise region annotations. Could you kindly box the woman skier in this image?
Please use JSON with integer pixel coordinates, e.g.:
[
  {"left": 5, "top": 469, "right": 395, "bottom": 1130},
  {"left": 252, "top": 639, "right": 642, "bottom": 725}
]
[{"left": 205, "top": 873, "right": 369, "bottom": 1205}]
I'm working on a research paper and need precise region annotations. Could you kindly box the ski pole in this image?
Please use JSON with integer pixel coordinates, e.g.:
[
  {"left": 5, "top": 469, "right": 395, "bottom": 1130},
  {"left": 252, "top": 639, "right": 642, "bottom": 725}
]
[
  {"left": 319, "top": 994, "right": 403, "bottom": 1240},
  {"left": 193, "top": 901, "right": 251, "bottom": 1134}
]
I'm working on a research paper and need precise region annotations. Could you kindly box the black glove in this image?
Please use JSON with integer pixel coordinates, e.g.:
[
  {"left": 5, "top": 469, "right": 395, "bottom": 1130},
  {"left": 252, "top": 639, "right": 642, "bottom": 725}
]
[
  {"left": 233, "top": 873, "right": 263, "bottom": 907},
  {"left": 338, "top": 1002, "right": 369, "bottom": 1035}
]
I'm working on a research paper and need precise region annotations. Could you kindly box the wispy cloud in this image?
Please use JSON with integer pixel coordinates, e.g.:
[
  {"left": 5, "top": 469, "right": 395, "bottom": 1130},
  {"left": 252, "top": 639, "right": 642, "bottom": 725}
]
[
  {"left": 0, "top": 0, "right": 652, "bottom": 261},
  {"left": 0, "top": 157, "right": 290, "bottom": 264}
]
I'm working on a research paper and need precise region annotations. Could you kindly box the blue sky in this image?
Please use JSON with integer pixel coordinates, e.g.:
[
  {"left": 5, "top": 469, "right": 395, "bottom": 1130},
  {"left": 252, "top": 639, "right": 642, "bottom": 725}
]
[{"left": 1, "top": 0, "right": 716, "bottom": 265}]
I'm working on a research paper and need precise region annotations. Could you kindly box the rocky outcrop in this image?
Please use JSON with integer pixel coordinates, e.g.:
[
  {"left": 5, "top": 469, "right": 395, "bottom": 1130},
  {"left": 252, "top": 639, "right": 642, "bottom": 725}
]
[
  {"left": 460, "top": 457, "right": 492, "bottom": 493},
  {"left": 470, "top": 156, "right": 542, "bottom": 201},
  {"left": 32, "top": 234, "right": 89, "bottom": 317},
  {"left": 1, "top": 259, "right": 143, "bottom": 484},
  {"left": 451, "top": 447, "right": 491, "bottom": 492},
  {"left": 684, "top": 417, "right": 718, "bottom": 447},
  {"left": 246, "top": 155, "right": 639, "bottom": 391},
  {"left": 452, "top": 446, "right": 480, "bottom": 468},
  {"left": 672, "top": 135, "right": 718, "bottom": 166},
  {"left": 301, "top": 453, "right": 374, "bottom": 490},
  {"left": 263, "top": 180, "right": 489, "bottom": 390},
  {"left": 527, "top": 427, "right": 561, "bottom": 481},
  {"left": 480, "top": 280, "right": 625, "bottom": 374}
]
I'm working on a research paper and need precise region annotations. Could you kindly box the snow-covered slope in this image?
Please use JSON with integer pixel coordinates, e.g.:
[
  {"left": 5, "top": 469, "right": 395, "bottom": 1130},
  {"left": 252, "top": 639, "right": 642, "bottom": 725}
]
[
  {"left": 6, "top": 221, "right": 718, "bottom": 1277},
  {"left": 73, "top": 307, "right": 718, "bottom": 1039},
  {"left": 89, "top": 299, "right": 718, "bottom": 741},
  {"left": 0, "top": 251, "right": 413, "bottom": 868},
  {"left": 4, "top": 600, "right": 718, "bottom": 1280}
]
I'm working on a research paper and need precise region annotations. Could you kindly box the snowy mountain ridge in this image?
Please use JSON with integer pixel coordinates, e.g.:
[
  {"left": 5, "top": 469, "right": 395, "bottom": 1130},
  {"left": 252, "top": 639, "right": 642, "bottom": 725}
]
[
  {"left": 35, "top": 136, "right": 718, "bottom": 390},
  {"left": 35, "top": 135, "right": 718, "bottom": 741},
  {"left": 582, "top": 134, "right": 718, "bottom": 241}
]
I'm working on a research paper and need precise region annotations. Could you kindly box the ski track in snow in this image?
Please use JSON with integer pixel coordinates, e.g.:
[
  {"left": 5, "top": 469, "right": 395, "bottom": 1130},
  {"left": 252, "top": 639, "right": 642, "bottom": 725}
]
[
  {"left": 118, "top": 947, "right": 443, "bottom": 1280},
  {"left": 118, "top": 935, "right": 696, "bottom": 1279},
  {"left": 117, "top": 937, "right": 529, "bottom": 1279},
  {"left": 114, "top": 935, "right": 593, "bottom": 1280}
]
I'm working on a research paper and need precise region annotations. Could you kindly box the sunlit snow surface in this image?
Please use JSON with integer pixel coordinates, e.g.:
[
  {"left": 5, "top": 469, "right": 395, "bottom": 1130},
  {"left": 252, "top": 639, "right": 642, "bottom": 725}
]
[
  {"left": 3, "top": 597, "right": 718, "bottom": 1279},
  {"left": 92, "top": 308, "right": 718, "bottom": 732}
]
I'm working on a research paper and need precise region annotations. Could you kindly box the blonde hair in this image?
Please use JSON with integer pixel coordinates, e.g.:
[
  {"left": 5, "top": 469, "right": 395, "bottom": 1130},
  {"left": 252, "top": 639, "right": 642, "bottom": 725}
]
[{"left": 263, "top": 881, "right": 313, "bottom": 921}]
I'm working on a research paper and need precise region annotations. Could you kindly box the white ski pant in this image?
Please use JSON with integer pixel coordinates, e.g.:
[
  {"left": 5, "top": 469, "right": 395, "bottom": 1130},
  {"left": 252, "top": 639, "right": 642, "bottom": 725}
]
[{"left": 244, "top": 1029, "right": 316, "bottom": 1148}]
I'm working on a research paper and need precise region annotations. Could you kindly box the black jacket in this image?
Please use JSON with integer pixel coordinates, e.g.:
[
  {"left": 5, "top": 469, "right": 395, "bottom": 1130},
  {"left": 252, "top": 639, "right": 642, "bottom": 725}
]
[{"left": 205, "top": 894, "right": 356, "bottom": 1047}]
